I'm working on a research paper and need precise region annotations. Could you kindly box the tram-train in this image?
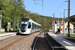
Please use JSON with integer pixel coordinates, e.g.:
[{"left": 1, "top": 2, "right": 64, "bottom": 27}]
[{"left": 18, "top": 18, "right": 41, "bottom": 34}]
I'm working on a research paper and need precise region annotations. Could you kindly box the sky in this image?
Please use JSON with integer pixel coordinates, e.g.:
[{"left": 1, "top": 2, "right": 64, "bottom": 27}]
[{"left": 24, "top": 0, "right": 75, "bottom": 18}]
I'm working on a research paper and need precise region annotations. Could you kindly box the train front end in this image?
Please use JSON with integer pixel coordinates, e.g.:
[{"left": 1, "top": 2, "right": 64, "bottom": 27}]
[{"left": 19, "top": 18, "right": 29, "bottom": 34}]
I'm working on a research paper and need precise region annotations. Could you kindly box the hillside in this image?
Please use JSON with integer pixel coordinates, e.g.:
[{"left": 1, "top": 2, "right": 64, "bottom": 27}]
[{"left": 0, "top": 0, "right": 53, "bottom": 30}]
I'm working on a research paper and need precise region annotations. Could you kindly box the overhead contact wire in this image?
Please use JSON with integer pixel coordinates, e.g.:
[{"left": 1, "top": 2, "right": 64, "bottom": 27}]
[{"left": 54, "top": 2, "right": 65, "bottom": 12}]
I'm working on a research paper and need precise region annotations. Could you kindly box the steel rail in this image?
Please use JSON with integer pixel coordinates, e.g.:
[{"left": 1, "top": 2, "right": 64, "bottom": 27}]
[
  {"left": 45, "top": 35, "right": 54, "bottom": 50},
  {"left": 32, "top": 32, "right": 42, "bottom": 50}
]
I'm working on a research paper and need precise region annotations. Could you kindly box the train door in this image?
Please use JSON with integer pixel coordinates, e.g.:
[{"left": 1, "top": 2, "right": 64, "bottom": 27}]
[
  {"left": 27, "top": 22, "right": 31, "bottom": 33},
  {"left": 32, "top": 23, "right": 34, "bottom": 32}
]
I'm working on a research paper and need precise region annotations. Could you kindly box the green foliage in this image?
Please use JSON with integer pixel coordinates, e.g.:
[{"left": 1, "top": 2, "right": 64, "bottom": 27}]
[
  {"left": 62, "top": 33, "right": 75, "bottom": 37},
  {"left": 1, "top": 0, "right": 53, "bottom": 30},
  {"left": 11, "top": 29, "right": 18, "bottom": 32},
  {"left": 1, "top": 0, "right": 25, "bottom": 28},
  {"left": 0, "top": 31, "right": 5, "bottom": 33},
  {"left": 28, "top": 13, "right": 52, "bottom": 29}
]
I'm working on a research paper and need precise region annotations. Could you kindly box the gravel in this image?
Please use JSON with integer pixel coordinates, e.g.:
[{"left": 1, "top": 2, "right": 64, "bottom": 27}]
[
  {"left": 34, "top": 32, "right": 51, "bottom": 50},
  {"left": 1, "top": 32, "right": 40, "bottom": 50}
]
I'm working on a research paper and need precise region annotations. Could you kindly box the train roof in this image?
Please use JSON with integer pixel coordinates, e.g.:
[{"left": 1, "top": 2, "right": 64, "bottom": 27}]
[
  {"left": 30, "top": 19, "right": 41, "bottom": 26},
  {"left": 21, "top": 18, "right": 29, "bottom": 20},
  {"left": 21, "top": 18, "right": 41, "bottom": 26}
]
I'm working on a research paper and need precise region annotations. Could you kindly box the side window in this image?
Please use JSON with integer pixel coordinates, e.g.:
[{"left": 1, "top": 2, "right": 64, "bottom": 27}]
[
  {"left": 32, "top": 23, "right": 34, "bottom": 29},
  {"left": 28, "top": 22, "right": 31, "bottom": 28}
]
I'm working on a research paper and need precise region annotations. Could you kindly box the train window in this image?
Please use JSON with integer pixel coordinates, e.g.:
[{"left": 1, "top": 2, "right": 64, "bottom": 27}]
[
  {"left": 35, "top": 25, "right": 36, "bottom": 29},
  {"left": 36, "top": 25, "right": 38, "bottom": 29},
  {"left": 32, "top": 23, "right": 34, "bottom": 29},
  {"left": 28, "top": 22, "right": 31, "bottom": 28},
  {"left": 21, "top": 24, "right": 27, "bottom": 27},
  {"left": 34, "top": 24, "right": 35, "bottom": 29}
]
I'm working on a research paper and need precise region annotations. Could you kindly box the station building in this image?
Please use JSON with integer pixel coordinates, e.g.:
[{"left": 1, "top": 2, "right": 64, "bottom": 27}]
[{"left": 52, "top": 20, "right": 74, "bottom": 33}]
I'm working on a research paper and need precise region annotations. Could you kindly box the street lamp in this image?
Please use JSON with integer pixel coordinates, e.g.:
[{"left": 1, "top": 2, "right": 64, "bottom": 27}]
[
  {"left": 34, "top": 0, "right": 44, "bottom": 30},
  {"left": 53, "top": 13, "right": 55, "bottom": 33}
]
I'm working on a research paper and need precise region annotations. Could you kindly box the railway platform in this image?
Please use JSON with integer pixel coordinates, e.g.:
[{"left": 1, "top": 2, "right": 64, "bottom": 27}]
[
  {"left": 0, "top": 32, "right": 17, "bottom": 40},
  {"left": 48, "top": 32, "right": 75, "bottom": 50}
]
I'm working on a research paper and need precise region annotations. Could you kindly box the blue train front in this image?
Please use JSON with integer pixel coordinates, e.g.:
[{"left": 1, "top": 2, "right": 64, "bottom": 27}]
[{"left": 19, "top": 18, "right": 41, "bottom": 34}]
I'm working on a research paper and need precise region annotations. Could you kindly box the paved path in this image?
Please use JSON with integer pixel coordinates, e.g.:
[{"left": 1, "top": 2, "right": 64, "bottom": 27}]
[
  {"left": 0, "top": 32, "right": 17, "bottom": 40},
  {"left": 58, "top": 34, "right": 75, "bottom": 43},
  {"left": 0, "top": 32, "right": 17, "bottom": 36},
  {"left": 48, "top": 32, "right": 75, "bottom": 50}
]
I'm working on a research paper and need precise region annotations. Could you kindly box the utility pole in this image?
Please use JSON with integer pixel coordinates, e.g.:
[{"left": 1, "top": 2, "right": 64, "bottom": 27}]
[
  {"left": 63, "top": 10, "right": 65, "bottom": 35},
  {"left": 42, "top": 0, "right": 44, "bottom": 15},
  {"left": 53, "top": 13, "right": 55, "bottom": 20},
  {"left": 63, "top": 11, "right": 65, "bottom": 35},
  {"left": 42, "top": 18, "right": 43, "bottom": 30},
  {"left": 60, "top": 12, "right": 62, "bottom": 34},
  {"left": 53, "top": 13, "right": 55, "bottom": 33},
  {"left": 67, "top": 0, "right": 70, "bottom": 37},
  {"left": 64, "top": 9, "right": 68, "bottom": 35}
]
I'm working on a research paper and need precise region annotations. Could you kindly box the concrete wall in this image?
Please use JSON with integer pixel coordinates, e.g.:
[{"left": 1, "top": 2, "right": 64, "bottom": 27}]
[{"left": 65, "top": 22, "right": 74, "bottom": 33}]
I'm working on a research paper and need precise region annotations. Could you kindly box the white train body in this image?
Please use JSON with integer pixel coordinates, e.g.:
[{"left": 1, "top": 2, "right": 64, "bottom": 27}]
[{"left": 19, "top": 18, "right": 41, "bottom": 34}]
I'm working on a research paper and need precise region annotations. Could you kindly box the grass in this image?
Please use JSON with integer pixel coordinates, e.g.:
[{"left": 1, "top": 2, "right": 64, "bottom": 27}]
[
  {"left": 0, "top": 29, "right": 18, "bottom": 33},
  {"left": 10, "top": 29, "right": 18, "bottom": 32},
  {"left": 62, "top": 33, "right": 75, "bottom": 37},
  {"left": 0, "top": 31, "right": 5, "bottom": 33}
]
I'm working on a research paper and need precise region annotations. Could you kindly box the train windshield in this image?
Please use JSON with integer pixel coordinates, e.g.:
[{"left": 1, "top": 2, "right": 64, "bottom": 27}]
[
  {"left": 21, "top": 21, "right": 28, "bottom": 27},
  {"left": 22, "top": 24, "right": 27, "bottom": 27}
]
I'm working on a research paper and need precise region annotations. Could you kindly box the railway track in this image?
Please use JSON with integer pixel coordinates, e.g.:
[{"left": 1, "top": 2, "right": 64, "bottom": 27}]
[
  {"left": 0, "top": 31, "right": 41, "bottom": 50},
  {"left": 0, "top": 35, "right": 22, "bottom": 50},
  {"left": 32, "top": 31, "right": 67, "bottom": 50},
  {"left": 46, "top": 33, "right": 67, "bottom": 50},
  {"left": 32, "top": 32, "right": 51, "bottom": 50},
  {"left": 0, "top": 31, "right": 67, "bottom": 50}
]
